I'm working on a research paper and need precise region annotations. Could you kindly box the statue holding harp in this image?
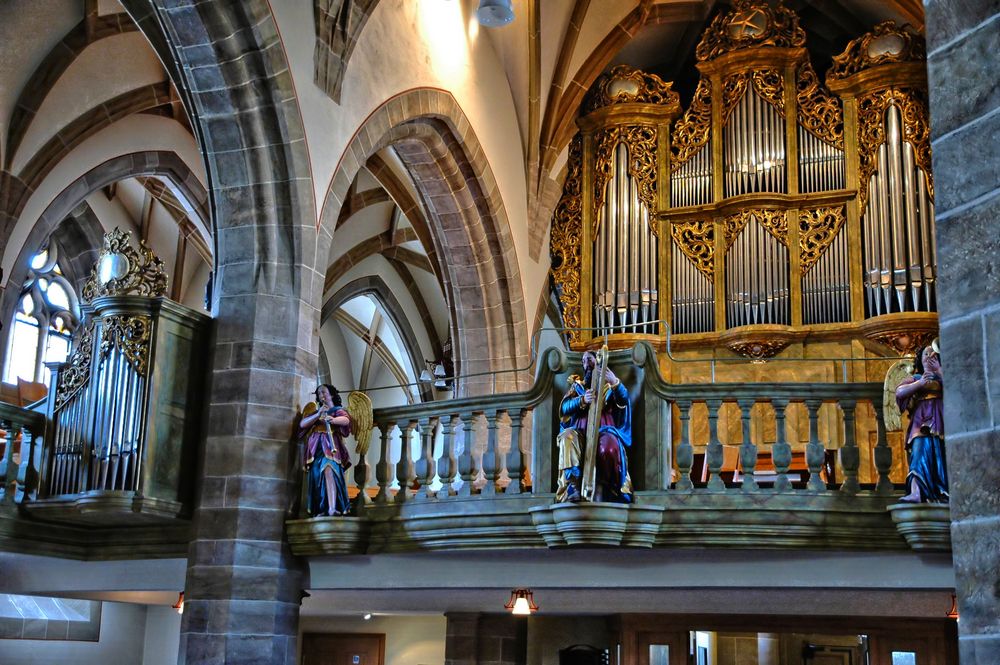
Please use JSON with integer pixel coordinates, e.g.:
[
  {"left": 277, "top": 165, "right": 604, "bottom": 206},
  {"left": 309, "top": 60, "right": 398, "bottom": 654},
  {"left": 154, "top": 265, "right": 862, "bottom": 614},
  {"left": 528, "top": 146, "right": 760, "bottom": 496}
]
[{"left": 555, "top": 350, "right": 633, "bottom": 503}]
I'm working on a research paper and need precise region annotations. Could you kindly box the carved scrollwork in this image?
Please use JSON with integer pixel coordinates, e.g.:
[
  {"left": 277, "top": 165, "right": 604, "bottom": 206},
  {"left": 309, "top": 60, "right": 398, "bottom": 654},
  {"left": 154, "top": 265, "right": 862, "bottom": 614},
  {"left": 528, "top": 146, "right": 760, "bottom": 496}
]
[
  {"left": 795, "top": 60, "right": 844, "bottom": 149},
  {"left": 54, "top": 320, "right": 96, "bottom": 411},
  {"left": 592, "top": 125, "right": 659, "bottom": 236},
  {"left": 695, "top": 0, "right": 805, "bottom": 62},
  {"left": 670, "top": 220, "right": 715, "bottom": 280},
  {"left": 670, "top": 78, "right": 712, "bottom": 172},
  {"left": 550, "top": 135, "right": 584, "bottom": 344},
  {"left": 727, "top": 338, "right": 791, "bottom": 360},
  {"left": 722, "top": 69, "right": 784, "bottom": 124},
  {"left": 81, "top": 228, "right": 167, "bottom": 303},
  {"left": 724, "top": 209, "right": 788, "bottom": 249},
  {"left": 856, "top": 88, "right": 933, "bottom": 208},
  {"left": 799, "top": 207, "right": 847, "bottom": 275},
  {"left": 828, "top": 21, "right": 927, "bottom": 81},
  {"left": 584, "top": 64, "right": 680, "bottom": 114},
  {"left": 100, "top": 315, "right": 153, "bottom": 377}
]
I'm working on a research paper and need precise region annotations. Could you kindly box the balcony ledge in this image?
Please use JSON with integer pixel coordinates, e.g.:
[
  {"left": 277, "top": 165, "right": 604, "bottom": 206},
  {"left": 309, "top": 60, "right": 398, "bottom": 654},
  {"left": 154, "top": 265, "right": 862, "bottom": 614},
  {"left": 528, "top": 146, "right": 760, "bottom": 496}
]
[{"left": 286, "top": 491, "right": 918, "bottom": 557}]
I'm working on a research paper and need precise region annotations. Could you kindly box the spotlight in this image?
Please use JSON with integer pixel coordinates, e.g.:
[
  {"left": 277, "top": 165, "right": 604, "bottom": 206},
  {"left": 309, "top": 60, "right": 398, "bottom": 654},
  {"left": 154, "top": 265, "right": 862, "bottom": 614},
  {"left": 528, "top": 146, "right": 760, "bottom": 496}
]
[
  {"left": 477, "top": 0, "right": 514, "bottom": 27},
  {"left": 364, "top": 613, "right": 373, "bottom": 620}
]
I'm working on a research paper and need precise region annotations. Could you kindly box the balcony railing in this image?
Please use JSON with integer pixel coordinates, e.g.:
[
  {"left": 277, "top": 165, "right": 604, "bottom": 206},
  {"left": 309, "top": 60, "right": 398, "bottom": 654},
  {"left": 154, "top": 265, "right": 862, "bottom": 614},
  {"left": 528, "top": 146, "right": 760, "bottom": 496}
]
[{"left": 288, "top": 342, "right": 940, "bottom": 556}]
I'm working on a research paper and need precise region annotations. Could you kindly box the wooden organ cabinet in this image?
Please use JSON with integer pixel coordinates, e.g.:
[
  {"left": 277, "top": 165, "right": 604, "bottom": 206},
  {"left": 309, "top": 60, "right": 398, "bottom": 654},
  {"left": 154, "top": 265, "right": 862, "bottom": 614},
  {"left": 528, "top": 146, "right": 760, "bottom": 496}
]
[{"left": 550, "top": 1, "right": 937, "bottom": 480}]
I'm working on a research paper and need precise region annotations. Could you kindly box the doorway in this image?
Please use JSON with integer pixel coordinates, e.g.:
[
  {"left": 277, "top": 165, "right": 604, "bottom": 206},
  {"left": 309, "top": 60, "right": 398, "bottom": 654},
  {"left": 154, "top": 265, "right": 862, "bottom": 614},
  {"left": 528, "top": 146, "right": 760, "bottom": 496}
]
[{"left": 302, "top": 633, "right": 385, "bottom": 665}]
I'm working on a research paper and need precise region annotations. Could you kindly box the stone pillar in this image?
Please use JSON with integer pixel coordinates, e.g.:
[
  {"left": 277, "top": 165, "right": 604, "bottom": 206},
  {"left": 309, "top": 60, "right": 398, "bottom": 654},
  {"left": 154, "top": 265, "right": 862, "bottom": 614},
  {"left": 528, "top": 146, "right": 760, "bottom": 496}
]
[
  {"left": 924, "top": 2, "right": 1000, "bottom": 663},
  {"left": 444, "top": 613, "right": 527, "bottom": 665}
]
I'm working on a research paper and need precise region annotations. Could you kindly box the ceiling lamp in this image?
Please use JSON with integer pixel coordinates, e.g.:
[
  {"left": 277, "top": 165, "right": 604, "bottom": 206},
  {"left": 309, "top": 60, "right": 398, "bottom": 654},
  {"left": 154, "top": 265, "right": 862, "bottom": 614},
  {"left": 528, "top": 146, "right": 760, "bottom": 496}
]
[
  {"left": 478, "top": 0, "right": 514, "bottom": 27},
  {"left": 504, "top": 588, "right": 537, "bottom": 615}
]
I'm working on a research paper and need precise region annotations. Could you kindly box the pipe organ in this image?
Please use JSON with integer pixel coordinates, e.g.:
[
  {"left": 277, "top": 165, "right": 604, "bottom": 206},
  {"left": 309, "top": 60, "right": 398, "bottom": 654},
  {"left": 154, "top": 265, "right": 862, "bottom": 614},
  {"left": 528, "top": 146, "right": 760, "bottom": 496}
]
[{"left": 551, "top": 0, "right": 938, "bottom": 358}]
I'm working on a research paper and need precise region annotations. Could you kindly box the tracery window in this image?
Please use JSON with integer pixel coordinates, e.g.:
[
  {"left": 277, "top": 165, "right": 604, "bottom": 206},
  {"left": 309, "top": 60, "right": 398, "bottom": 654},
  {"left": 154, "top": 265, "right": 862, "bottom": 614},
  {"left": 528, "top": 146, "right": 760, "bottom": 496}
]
[{"left": 3, "top": 246, "right": 79, "bottom": 386}]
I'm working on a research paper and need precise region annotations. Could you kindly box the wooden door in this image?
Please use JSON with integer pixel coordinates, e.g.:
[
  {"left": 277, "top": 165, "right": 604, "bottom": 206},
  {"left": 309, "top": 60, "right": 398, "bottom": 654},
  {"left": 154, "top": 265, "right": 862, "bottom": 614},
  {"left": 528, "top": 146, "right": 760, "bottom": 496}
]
[
  {"left": 869, "top": 634, "right": 946, "bottom": 665},
  {"left": 302, "top": 633, "right": 385, "bottom": 665},
  {"left": 636, "top": 631, "right": 688, "bottom": 665}
]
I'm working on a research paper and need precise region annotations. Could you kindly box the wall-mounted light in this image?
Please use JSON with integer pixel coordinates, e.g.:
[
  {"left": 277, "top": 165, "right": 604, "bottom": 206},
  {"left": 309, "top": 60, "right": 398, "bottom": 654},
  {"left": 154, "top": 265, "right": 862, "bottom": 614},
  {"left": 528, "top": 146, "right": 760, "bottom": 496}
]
[
  {"left": 364, "top": 613, "right": 373, "bottom": 621},
  {"left": 504, "top": 588, "right": 537, "bottom": 615},
  {"left": 947, "top": 593, "right": 959, "bottom": 621},
  {"left": 477, "top": 0, "right": 514, "bottom": 27},
  {"left": 172, "top": 592, "right": 185, "bottom": 615}
]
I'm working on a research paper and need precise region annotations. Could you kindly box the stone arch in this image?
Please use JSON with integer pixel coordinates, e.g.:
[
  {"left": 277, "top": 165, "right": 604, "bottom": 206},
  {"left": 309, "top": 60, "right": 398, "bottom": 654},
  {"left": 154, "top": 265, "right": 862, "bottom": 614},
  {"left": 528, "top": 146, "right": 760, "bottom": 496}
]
[
  {"left": 318, "top": 89, "right": 528, "bottom": 395},
  {"left": 0, "top": 150, "right": 208, "bottom": 371},
  {"left": 323, "top": 274, "right": 433, "bottom": 402},
  {"left": 313, "top": 0, "right": 382, "bottom": 104}
]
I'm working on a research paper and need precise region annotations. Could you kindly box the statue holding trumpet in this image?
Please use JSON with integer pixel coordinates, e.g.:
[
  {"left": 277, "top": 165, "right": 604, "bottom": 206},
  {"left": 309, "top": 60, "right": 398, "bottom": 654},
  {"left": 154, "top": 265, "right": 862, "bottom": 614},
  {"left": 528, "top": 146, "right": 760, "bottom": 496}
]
[{"left": 555, "top": 348, "right": 633, "bottom": 503}]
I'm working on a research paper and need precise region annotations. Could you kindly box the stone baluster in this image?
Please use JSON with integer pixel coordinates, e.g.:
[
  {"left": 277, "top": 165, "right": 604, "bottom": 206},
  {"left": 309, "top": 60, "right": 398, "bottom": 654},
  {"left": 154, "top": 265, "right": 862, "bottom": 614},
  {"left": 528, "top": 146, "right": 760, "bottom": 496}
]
[
  {"left": 738, "top": 399, "right": 758, "bottom": 492},
  {"left": 1, "top": 421, "right": 15, "bottom": 505},
  {"left": 804, "top": 400, "right": 825, "bottom": 491},
  {"left": 838, "top": 399, "right": 860, "bottom": 496},
  {"left": 871, "top": 402, "right": 893, "bottom": 496},
  {"left": 505, "top": 408, "right": 525, "bottom": 494},
  {"left": 771, "top": 400, "right": 792, "bottom": 492},
  {"left": 16, "top": 425, "right": 37, "bottom": 503},
  {"left": 705, "top": 399, "right": 725, "bottom": 491},
  {"left": 375, "top": 422, "right": 396, "bottom": 504},
  {"left": 675, "top": 401, "right": 694, "bottom": 491},
  {"left": 395, "top": 422, "right": 416, "bottom": 504},
  {"left": 457, "top": 412, "right": 476, "bottom": 497},
  {"left": 352, "top": 430, "right": 373, "bottom": 514},
  {"left": 437, "top": 415, "right": 457, "bottom": 499},
  {"left": 481, "top": 410, "right": 500, "bottom": 496},
  {"left": 416, "top": 416, "right": 437, "bottom": 500}
]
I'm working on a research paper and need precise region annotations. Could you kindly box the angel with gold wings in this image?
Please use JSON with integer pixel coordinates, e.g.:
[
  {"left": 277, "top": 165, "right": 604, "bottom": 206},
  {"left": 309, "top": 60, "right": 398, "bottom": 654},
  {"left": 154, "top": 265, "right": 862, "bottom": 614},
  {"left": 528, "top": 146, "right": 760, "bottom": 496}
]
[
  {"left": 883, "top": 342, "right": 948, "bottom": 504},
  {"left": 299, "top": 385, "right": 373, "bottom": 517}
]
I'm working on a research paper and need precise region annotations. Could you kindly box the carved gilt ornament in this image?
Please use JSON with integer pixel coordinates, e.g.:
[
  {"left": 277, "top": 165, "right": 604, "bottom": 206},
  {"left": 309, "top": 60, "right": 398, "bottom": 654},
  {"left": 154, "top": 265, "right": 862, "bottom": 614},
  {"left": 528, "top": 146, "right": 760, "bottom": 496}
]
[
  {"left": 827, "top": 21, "right": 927, "bottom": 81},
  {"left": 584, "top": 65, "right": 680, "bottom": 114},
  {"left": 695, "top": 0, "right": 805, "bottom": 62},
  {"left": 550, "top": 135, "right": 584, "bottom": 344},
  {"left": 82, "top": 228, "right": 168, "bottom": 302}
]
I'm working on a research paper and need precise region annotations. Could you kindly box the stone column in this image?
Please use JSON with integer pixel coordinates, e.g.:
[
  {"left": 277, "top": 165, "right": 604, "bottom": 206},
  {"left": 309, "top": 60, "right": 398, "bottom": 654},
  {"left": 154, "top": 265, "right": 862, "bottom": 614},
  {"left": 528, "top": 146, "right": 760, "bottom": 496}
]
[
  {"left": 120, "top": 2, "right": 319, "bottom": 664},
  {"left": 924, "top": 2, "right": 1000, "bottom": 663}
]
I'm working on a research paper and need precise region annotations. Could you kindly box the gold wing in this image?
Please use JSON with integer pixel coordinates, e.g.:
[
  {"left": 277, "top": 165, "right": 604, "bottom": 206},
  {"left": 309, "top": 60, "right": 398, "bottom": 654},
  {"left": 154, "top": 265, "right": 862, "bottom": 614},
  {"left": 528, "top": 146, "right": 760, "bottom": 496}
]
[
  {"left": 883, "top": 359, "right": 915, "bottom": 432},
  {"left": 347, "top": 391, "right": 374, "bottom": 456}
]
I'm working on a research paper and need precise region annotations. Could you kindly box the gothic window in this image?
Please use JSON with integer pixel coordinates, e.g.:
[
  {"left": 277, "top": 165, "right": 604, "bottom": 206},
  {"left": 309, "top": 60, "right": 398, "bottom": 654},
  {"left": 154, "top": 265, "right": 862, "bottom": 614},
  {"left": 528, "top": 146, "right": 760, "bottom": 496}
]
[{"left": 3, "top": 246, "right": 80, "bottom": 386}]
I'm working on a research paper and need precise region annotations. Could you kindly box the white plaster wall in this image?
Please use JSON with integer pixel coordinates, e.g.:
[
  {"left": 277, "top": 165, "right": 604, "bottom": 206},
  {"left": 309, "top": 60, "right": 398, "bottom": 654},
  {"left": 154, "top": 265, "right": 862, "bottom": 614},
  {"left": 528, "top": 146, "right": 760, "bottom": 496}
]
[
  {"left": 299, "top": 614, "right": 446, "bottom": 665},
  {"left": 568, "top": 0, "right": 638, "bottom": 79},
  {"left": 0, "top": 601, "right": 148, "bottom": 665},
  {"left": 0, "top": 0, "right": 81, "bottom": 162},
  {"left": 2, "top": 115, "right": 204, "bottom": 286},
  {"left": 270, "top": 0, "right": 545, "bottom": 351},
  {"left": 12, "top": 32, "right": 167, "bottom": 174},
  {"left": 141, "top": 605, "right": 182, "bottom": 665}
]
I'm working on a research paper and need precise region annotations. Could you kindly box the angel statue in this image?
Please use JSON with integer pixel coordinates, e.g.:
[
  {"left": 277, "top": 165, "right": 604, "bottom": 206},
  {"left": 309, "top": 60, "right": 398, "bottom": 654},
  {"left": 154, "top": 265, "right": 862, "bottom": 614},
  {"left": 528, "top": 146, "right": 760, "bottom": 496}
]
[
  {"left": 299, "top": 384, "right": 373, "bottom": 517},
  {"left": 884, "top": 343, "right": 948, "bottom": 504}
]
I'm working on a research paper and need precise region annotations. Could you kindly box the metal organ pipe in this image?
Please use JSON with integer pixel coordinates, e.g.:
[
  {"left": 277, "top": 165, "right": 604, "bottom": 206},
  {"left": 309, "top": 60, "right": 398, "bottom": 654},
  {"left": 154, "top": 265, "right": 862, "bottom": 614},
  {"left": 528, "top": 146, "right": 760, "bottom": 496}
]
[
  {"left": 594, "top": 141, "right": 659, "bottom": 336},
  {"left": 861, "top": 103, "right": 936, "bottom": 317}
]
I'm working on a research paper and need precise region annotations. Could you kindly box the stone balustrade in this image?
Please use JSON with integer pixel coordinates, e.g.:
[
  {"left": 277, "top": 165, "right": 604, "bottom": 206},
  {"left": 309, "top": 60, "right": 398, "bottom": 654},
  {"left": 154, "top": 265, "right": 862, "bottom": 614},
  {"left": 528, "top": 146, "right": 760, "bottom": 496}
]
[{"left": 288, "top": 342, "right": 936, "bottom": 555}]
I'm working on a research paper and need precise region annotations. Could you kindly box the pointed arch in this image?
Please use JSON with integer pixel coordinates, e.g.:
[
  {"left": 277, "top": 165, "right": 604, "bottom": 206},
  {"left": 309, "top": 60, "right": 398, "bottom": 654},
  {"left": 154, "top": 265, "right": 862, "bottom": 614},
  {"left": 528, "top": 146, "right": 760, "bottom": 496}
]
[{"left": 318, "top": 89, "right": 528, "bottom": 395}]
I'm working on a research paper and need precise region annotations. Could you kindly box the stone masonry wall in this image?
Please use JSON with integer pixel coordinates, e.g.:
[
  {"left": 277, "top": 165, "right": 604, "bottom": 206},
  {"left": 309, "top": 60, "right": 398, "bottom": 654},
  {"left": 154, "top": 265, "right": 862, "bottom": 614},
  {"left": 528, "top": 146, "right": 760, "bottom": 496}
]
[{"left": 923, "top": 2, "right": 1000, "bottom": 663}]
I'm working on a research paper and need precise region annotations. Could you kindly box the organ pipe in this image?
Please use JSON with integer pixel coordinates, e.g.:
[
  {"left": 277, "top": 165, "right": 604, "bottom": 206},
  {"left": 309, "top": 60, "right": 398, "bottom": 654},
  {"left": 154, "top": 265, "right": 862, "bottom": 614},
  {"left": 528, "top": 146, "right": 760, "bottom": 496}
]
[
  {"left": 724, "top": 89, "right": 787, "bottom": 198},
  {"left": 725, "top": 218, "right": 790, "bottom": 327},
  {"left": 594, "top": 142, "right": 659, "bottom": 336},
  {"left": 862, "top": 103, "right": 936, "bottom": 316}
]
